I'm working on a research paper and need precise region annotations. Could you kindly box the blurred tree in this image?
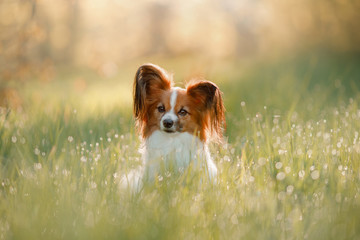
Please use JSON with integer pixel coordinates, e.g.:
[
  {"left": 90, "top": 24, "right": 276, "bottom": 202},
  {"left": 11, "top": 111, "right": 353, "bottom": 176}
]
[
  {"left": 0, "top": 0, "right": 43, "bottom": 107},
  {"left": 65, "top": 0, "right": 80, "bottom": 63},
  {"left": 262, "top": 0, "right": 360, "bottom": 54},
  {"left": 145, "top": 2, "right": 171, "bottom": 56},
  {"left": 219, "top": 0, "right": 260, "bottom": 56},
  {"left": 0, "top": 0, "right": 360, "bottom": 95}
]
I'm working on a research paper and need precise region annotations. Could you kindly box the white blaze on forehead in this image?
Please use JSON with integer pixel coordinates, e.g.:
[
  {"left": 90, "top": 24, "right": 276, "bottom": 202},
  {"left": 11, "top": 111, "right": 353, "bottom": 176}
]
[{"left": 170, "top": 87, "right": 180, "bottom": 111}]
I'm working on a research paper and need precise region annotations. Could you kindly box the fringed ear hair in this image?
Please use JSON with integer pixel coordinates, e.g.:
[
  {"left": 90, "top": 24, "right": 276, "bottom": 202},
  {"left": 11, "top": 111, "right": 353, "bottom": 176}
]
[
  {"left": 186, "top": 80, "right": 226, "bottom": 142},
  {"left": 133, "top": 63, "right": 173, "bottom": 133}
]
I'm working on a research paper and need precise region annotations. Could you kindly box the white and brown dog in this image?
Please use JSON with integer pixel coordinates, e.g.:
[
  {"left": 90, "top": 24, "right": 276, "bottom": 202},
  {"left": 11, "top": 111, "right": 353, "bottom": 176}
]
[{"left": 123, "top": 63, "right": 225, "bottom": 188}]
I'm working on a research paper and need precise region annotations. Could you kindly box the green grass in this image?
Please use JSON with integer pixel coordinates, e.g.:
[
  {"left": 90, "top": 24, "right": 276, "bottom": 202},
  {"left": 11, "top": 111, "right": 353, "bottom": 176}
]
[{"left": 1, "top": 53, "right": 360, "bottom": 239}]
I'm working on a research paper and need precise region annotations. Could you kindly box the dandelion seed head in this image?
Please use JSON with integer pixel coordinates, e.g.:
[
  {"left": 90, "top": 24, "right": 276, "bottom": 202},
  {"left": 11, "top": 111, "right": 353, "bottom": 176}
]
[
  {"left": 258, "top": 157, "right": 266, "bottom": 166},
  {"left": 276, "top": 172, "right": 286, "bottom": 181},
  {"left": 223, "top": 155, "right": 230, "bottom": 162},
  {"left": 275, "top": 162, "right": 283, "bottom": 169},
  {"left": 34, "top": 148, "right": 40, "bottom": 155},
  {"left": 311, "top": 170, "right": 320, "bottom": 180},
  {"left": 68, "top": 136, "right": 74, "bottom": 142}
]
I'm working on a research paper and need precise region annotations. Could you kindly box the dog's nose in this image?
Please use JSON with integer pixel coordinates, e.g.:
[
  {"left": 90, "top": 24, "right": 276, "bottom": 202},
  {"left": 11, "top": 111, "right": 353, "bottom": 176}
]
[{"left": 163, "top": 119, "right": 174, "bottom": 128}]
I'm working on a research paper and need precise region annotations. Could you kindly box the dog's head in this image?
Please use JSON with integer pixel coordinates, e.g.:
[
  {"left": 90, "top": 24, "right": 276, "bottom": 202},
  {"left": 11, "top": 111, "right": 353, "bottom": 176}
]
[{"left": 133, "top": 63, "right": 225, "bottom": 142}]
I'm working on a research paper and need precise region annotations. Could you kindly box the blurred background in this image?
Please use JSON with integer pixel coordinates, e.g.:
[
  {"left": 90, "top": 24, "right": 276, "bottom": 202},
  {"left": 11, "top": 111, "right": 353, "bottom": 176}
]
[
  {"left": 1, "top": 0, "right": 360, "bottom": 112},
  {"left": 2, "top": 2, "right": 360, "bottom": 238}
]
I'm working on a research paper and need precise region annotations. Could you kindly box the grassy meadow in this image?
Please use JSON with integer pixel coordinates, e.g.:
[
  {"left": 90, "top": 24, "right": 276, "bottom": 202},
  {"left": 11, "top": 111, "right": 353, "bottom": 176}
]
[{"left": 1, "top": 53, "right": 360, "bottom": 239}]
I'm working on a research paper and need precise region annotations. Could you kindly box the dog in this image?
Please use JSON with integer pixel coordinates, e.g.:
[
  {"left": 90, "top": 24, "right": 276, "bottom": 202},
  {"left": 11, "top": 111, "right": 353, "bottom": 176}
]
[{"left": 124, "top": 63, "right": 225, "bottom": 188}]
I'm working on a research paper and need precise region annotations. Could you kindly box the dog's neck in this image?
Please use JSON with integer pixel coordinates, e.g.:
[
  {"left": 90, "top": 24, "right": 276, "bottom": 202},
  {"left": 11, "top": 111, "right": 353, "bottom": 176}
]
[
  {"left": 140, "top": 130, "right": 217, "bottom": 181},
  {"left": 143, "top": 130, "right": 204, "bottom": 160}
]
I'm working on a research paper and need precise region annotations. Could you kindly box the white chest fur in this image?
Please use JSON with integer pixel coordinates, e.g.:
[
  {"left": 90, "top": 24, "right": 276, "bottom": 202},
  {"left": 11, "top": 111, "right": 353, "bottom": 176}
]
[{"left": 142, "top": 130, "right": 217, "bottom": 180}]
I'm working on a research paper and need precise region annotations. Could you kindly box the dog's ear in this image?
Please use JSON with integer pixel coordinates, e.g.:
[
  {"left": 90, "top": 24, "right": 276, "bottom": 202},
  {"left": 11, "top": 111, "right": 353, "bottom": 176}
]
[
  {"left": 187, "top": 80, "right": 226, "bottom": 141},
  {"left": 133, "top": 63, "right": 172, "bottom": 122}
]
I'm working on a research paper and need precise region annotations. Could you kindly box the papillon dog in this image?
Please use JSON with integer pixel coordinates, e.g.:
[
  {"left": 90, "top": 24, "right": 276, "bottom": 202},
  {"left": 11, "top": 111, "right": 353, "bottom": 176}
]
[{"left": 126, "top": 63, "right": 225, "bottom": 187}]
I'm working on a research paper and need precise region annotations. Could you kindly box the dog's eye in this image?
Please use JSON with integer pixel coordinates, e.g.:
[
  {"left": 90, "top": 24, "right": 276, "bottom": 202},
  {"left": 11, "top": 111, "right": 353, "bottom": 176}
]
[
  {"left": 157, "top": 106, "right": 165, "bottom": 113},
  {"left": 178, "top": 109, "right": 188, "bottom": 116}
]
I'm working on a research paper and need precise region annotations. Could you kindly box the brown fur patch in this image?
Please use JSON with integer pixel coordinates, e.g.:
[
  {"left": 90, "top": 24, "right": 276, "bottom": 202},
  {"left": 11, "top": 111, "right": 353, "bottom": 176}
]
[
  {"left": 133, "top": 64, "right": 173, "bottom": 137},
  {"left": 186, "top": 80, "right": 226, "bottom": 142},
  {"left": 142, "top": 90, "right": 172, "bottom": 138}
]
